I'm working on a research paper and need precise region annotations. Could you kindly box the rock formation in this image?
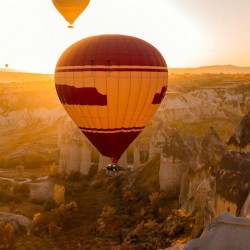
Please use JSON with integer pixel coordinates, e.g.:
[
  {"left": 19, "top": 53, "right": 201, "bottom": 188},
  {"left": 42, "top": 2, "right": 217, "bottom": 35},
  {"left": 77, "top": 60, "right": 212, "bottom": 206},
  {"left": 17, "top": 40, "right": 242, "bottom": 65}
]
[
  {"left": 80, "top": 140, "right": 92, "bottom": 175},
  {"left": 159, "top": 156, "right": 184, "bottom": 193},
  {"left": 133, "top": 143, "right": 141, "bottom": 169},
  {"left": 154, "top": 124, "right": 250, "bottom": 234},
  {"left": 240, "top": 191, "right": 250, "bottom": 218},
  {"left": 59, "top": 120, "right": 145, "bottom": 174},
  {"left": 182, "top": 128, "right": 250, "bottom": 231},
  {"left": 228, "top": 112, "right": 250, "bottom": 148},
  {"left": 216, "top": 151, "right": 250, "bottom": 210},
  {"left": 158, "top": 86, "right": 248, "bottom": 124},
  {"left": 0, "top": 212, "right": 30, "bottom": 234},
  {"left": 149, "top": 122, "right": 169, "bottom": 158},
  {"left": 58, "top": 119, "right": 91, "bottom": 175},
  {"left": 185, "top": 213, "right": 250, "bottom": 250}
]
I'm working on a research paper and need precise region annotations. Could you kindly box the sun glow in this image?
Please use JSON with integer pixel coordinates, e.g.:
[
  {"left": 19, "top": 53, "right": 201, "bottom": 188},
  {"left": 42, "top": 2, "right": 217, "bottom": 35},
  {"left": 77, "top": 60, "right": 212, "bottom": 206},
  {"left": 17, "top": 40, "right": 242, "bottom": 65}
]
[{"left": 0, "top": 0, "right": 209, "bottom": 73}]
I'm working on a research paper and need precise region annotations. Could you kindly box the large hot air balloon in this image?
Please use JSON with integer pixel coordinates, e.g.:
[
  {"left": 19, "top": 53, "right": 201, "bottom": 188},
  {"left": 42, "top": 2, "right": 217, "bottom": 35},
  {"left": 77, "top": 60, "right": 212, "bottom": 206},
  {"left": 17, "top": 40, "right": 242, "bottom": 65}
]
[
  {"left": 52, "top": 0, "right": 90, "bottom": 28},
  {"left": 55, "top": 34, "right": 168, "bottom": 163}
]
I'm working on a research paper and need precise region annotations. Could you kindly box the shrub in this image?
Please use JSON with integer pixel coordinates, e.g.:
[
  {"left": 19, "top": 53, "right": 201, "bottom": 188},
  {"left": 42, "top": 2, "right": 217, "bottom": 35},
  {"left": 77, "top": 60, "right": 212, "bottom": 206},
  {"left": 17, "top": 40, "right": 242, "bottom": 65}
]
[
  {"left": 29, "top": 197, "right": 46, "bottom": 205},
  {"left": 140, "top": 208, "right": 146, "bottom": 217},
  {"left": 100, "top": 206, "right": 116, "bottom": 219},
  {"left": 126, "top": 203, "right": 138, "bottom": 216},
  {"left": 31, "top": 212, "right": 49, "bottom": 235},
  {"left": 65, "top": 201, "right": 77, "bottom": 212},
  {"left": 66, "top": 171, "right": 82, "bottom": 182},
  {"left": 0, "top": 182, "right": 29, "bottom": 203},
  {"left": 42, "top": 198, "right": 58, "bottom": 212},
  {"left": 0, "top": 155, "right": 8, "bottom": 168},
  {"left": 111, "top": 245, "right": 121, "bottom": 250},
  {"left": 144, "top": 219, "right": 157, "bottom": 229},
  {"left": 0, "top": 221, "right": 15, "bottom": 249},
  {"left": 95, "top": 218, "right": 106, "bottom": 234},
  {"left": 0, "top": 181, "right": 12, "bottom": 192},
  {"left": 32, "top": 201, "right": 78, "bottom": 236},
  {"left": 149, "top": 192, "right": 160, "bottom": 212},
  {"left": 79, "top": 179, "right": 89, "bottom": 192},
  {"left": 13, "top": 183, "right": 30, "bottom": 196},
  {"left": 106, "top": 183, "right": 115, "bottom": 192},
  {"left": 24, "top": 153, "right": 47, "bottom": 169},
  {"left": 13, "top": 194, "right": 23, "bottom": 203},
  {"left": 0, "top": 191, "right": 13, "bottom": 202},
  {"left": 91, "top": 179, "right": 104, "bottom": 190},
  {"left": 8, "top": 202, "right": 17, "bottom": 213},
  {"left": 49, "top": 163, "right": 58, "bottom": 176},
  {"left": 133, "top": 221, "right": 145, "bottom": 239},
  {"left": 54, "top": 185, "right": 65, "bottom": 205},
  {"left": 47, "top": 221, "right": 62, "bottom": 241},
  {"left": 122, "top": 191, "right": 136, "bottom": 203},
  {"left": 121, "top": 239, "right": 133, "bottom": 250},
  {"left": 16, "top": 165, "right": 24, "bottom": 177},
  {"left": 6, "top": 158, "right": 21, "bottom": 169}
]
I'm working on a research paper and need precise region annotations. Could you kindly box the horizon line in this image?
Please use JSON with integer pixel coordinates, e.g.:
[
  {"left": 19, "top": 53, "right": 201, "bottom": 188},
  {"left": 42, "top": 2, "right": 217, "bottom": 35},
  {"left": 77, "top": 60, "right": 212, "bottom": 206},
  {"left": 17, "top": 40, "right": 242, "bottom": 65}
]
[{"left": 1, "top": 64, "right": 250, "bottom": 75}]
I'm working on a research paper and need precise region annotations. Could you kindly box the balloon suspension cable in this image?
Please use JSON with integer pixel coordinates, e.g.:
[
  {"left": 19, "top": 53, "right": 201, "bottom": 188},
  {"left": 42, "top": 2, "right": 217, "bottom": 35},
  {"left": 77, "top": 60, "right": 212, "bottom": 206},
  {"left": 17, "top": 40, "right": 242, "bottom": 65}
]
[{"left": 111, "top": 157, "right": 118, "bottom": 164}]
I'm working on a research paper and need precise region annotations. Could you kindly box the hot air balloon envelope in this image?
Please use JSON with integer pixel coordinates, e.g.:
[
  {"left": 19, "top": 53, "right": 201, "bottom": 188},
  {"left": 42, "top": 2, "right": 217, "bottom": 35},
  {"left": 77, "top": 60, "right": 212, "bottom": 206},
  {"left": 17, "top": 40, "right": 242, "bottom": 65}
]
[
  {"left": 55, "top": 34, "right": 168, "bottom": 162},
  {"left": 52, "top": 0, "right": 90, "bottom": 28}
]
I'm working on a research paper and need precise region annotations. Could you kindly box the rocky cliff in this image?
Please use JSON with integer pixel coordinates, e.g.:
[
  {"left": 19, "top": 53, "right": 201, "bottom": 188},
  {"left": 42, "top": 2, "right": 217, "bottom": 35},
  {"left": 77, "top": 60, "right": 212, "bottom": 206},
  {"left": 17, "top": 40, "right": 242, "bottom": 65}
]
[
  {"left": 151, "top": 119, "right": 250, "bottom": 234},
  {"left": 228, "top": 112, "right": 250, "bottom": 148},
  {"left": 185, "top": 213, "right": 250, "bottom": 250}
]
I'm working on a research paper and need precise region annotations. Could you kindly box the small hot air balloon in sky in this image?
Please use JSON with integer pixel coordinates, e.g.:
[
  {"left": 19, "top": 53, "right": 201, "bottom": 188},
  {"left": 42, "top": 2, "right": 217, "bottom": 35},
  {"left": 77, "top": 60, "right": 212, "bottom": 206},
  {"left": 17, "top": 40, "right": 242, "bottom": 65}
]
[
  {"left": 55, "top": 34, "right": 168, "bottom": 163},
  {"left": 52, "top": 0, "right": 90, "bottom": 28}
]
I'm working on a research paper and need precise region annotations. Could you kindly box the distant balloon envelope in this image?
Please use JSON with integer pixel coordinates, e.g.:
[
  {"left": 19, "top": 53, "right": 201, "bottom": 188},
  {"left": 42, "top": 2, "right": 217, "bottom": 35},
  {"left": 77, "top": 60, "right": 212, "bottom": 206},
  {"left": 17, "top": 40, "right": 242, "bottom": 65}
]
[
  {"left": 55, "top": 34, "right": 168, "bottom": 163},
  {"left": 52, "top": 0, "right": 90, "bottom": 28}
]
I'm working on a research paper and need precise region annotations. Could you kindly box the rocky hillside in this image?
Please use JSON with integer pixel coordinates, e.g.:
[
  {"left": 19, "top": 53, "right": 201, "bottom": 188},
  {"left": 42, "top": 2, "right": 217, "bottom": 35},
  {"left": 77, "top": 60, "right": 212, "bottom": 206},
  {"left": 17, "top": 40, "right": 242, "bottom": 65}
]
[
  {"left": 157, "top": 74, "right": 250, "bottom": 140},
  {"left": 1, "top": 73, "right": 249, "bottom": 164},
  {"left": 149, "top": 113, "right": 250, "bottom": 236},
  {"left": 0, "top": 80, "right": 66, "bottom": 159}
]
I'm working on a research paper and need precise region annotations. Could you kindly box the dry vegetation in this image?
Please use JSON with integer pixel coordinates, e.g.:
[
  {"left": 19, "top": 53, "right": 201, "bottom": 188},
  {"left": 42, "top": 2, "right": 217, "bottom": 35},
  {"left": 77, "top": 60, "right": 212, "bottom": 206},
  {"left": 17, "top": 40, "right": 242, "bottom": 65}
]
[
  {"left": 0, "top": 73, "right": 249, "bottom": 248},
  {"left": 0, "top": 159, "right": 196, "bottom": 250}
]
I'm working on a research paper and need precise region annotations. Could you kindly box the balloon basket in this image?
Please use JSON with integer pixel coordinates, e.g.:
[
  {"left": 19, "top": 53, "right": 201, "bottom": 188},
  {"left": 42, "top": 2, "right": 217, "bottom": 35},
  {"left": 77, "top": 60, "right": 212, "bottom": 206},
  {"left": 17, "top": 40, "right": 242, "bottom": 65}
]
[
  {"left": 67, "top": 25, "right": 74, "bottom": 28},
  {"left": 105, "top": 163, "right": 119, "bottom": 177}
]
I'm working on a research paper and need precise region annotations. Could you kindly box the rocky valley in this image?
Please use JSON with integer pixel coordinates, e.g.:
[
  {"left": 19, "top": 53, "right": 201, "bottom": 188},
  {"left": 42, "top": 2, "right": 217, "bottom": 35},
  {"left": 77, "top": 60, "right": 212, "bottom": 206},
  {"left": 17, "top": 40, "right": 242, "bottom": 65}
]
[{"left": 0, "top": 71, "right": 249, "bottom": 249}]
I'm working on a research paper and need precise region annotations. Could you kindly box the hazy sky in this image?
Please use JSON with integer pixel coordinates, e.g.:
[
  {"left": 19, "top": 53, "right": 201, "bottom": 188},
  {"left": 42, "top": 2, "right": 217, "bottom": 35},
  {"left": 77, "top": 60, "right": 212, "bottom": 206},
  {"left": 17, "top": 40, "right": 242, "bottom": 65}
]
[{"left": 0, "top": 0, "right": 249, "bottom": 73}]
